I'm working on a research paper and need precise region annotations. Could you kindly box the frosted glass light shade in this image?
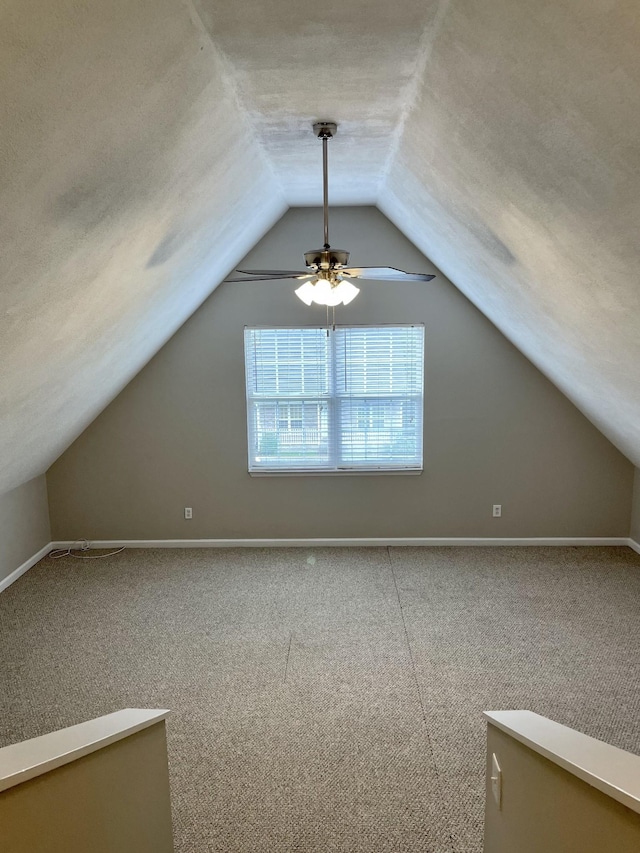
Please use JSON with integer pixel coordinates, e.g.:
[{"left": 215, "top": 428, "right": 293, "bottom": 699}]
[
  {"left": 313, "top": 279, "right": 339, "bottom": 305},
  {"left": 336, "top": 280, "right": 360, "bottom": 305},
  {"left": 294, "top": 280, "right": 317, "bottom": 306},
  {"left": 294, "top": 278, "right": 360, "bottom": 307}
]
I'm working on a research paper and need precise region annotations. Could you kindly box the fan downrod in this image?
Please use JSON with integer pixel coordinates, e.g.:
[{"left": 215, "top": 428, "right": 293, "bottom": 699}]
[{"left": 313, "top": 121, "right": 338, "bottom": 250}]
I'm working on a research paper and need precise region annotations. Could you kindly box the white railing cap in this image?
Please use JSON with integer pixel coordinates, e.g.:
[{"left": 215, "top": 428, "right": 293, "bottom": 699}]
[
  {"left": 0, "top": 708, "right": 170, "bottom": 793},
  {"left": 485, "top": 709, "right": 640, "bottom": 815}
]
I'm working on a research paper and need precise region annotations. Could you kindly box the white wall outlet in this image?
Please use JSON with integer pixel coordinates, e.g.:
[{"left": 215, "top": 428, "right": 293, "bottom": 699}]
[
  {"left": 491, "top": 752, "right": 502, "bottom": 808},
  {"left": 184, "top": 507, "right": 193, "bottom": 520},
  {"left": 492, "top": 504, "right": 502, "bottom": 517}
]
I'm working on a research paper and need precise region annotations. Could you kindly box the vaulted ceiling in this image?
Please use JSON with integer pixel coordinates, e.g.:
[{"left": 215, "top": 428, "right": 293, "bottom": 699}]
[{"left": 2, "top": 0, "right": 639, "bottom": 494}]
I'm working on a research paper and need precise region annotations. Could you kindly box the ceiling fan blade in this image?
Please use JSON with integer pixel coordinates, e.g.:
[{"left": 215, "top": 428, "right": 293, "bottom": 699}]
[
  {"left": 237, "top": 269, "right": 310, "bottom": 277},
  {"left": 225, "top": 273, "right": 314, "bottom": 283},
  {"left": 341, "top": 267, "right": 436, "bottom": 282}
]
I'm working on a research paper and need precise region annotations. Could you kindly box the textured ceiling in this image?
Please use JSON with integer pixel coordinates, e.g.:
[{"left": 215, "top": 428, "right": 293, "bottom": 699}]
[{"left": 1, "top": 0, "right": 639, "bottom": 495}]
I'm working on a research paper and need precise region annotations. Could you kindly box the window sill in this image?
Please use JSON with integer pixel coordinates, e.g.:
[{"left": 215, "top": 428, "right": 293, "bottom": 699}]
[{"left": 249, "top": 469, "right": 423, "bottom": 477}]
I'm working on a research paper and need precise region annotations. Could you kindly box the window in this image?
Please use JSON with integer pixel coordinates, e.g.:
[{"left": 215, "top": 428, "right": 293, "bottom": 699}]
[{"left": 244, "top": 325, "right": 424, "bottom": 473}]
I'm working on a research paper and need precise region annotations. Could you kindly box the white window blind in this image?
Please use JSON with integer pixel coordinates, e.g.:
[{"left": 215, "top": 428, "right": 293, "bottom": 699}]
[{"left": 244, "top": 325, "right": 424, "bottom": 473}]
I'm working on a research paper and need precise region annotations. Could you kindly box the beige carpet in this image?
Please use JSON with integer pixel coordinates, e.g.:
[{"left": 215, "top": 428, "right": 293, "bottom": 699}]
[{"left": 1, "top": 546, "right": 640, "bottom": 852}]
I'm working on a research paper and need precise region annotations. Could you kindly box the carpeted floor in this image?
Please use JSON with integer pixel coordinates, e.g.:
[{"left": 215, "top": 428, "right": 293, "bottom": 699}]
[{"left": 1, "top": 546, "right": 640, "bottom": 852}]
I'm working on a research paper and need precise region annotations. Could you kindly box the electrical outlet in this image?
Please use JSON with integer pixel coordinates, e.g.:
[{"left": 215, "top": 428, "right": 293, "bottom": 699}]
[
  {"left": 184, "top": 507, "right": 193, "bottom": 520},
  {"left": 492, "top": 504, "right": 502, "bottom": 517}
]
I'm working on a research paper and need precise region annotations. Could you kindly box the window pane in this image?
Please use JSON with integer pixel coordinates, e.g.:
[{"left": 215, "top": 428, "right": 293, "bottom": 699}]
[
  {"left": 339, "top": 398, "right": 422, "bottom": 466},
  {"left": 335, "top": 326, "right": 423, "bottom": 396},
  {"left": 245, "top": 328, "right": 330, "bottom": 396},
  {"left": 249, "top": 401, "right": 330, "bottom": 468}
]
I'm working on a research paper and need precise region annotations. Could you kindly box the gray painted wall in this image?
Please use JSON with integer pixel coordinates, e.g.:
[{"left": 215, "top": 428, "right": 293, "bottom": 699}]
[
  {"left": 631, "top": 468, "right": 640, "bottom": 544},
  {"left": 0, "top": 476, "right": 51, "bottom": 583},
  {"left": 47, "top": 208, "right": 633, "bottom": 540}
]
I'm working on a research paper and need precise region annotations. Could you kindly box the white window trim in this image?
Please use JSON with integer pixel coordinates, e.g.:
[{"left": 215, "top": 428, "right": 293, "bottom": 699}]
[{"left": 244, "top": 324, "right": 425, "bottom": 476}]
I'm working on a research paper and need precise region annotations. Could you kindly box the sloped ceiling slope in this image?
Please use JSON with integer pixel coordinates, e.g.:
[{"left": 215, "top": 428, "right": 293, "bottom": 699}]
[
  {"left": 3, "top": 0, "right": 640, "bottom": 497},
  {"left": 381, "top": 0, "right": 640, "bottom": 466},
  {"left": 0, "top": 0, "right": 286, "bottom": 494}
]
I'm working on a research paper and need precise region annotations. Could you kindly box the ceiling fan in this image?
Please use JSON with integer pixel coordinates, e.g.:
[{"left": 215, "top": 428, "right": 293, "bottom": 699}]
[{"left": 225, "top": 122, "right": 435, "bottom": 306}]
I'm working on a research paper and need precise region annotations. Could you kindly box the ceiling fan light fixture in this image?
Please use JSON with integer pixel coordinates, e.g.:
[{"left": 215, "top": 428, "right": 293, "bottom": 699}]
[
  {"left": 226, "top": 121, "right": 435, "bottom": 300},
  {"left": 294, "top": 277, "right": 360, "bottom": 307}
]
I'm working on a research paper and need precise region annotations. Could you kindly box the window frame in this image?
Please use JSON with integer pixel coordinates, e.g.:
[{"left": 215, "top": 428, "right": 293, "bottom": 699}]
[{"left": 244, "top": 324, "right": 425, "bottom": 476}]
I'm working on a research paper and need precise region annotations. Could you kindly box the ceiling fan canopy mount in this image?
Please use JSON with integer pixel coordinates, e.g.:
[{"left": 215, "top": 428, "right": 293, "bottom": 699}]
[
  {"left": 313, "top": 121, "right": 337, "bottom": 140},
  {"left": 225, "top": 121, "right": 435, "bottom": 306}
]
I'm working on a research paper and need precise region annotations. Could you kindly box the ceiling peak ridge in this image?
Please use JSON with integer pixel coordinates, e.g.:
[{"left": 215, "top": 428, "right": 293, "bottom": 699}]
[
  {"left": 181, "top": 0, "right": 288, "bottom": 207},
  {"left": 376, "top": 0, "right": 452, "bottom": 201}
]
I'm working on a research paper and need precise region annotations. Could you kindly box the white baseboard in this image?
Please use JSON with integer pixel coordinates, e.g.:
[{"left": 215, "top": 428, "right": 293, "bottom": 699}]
[
  {"left": 53, "top": 536, "right": 632, "bottom": 549},
  {"left": 3, "top": 538, "right": 637, "bottom": 595},
  {"left": 0, "top": 542, "right": 53, "bottom": 593}
]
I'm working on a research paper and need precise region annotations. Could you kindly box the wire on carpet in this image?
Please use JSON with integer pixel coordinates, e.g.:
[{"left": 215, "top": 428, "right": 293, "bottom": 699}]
[{"left": 49, "top": 539, "right": 125, "bottom": 559}]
